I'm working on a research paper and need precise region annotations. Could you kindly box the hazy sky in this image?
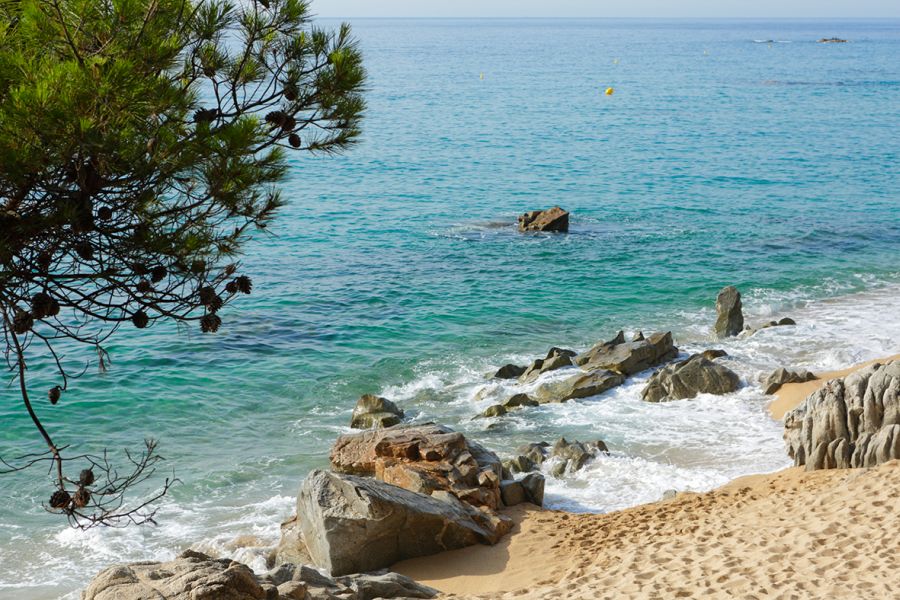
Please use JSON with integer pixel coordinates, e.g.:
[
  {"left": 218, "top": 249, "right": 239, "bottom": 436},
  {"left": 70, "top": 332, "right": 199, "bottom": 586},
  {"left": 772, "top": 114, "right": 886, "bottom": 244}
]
[{"left": 314, "top": 0, "right": 900, "bottom": 19}]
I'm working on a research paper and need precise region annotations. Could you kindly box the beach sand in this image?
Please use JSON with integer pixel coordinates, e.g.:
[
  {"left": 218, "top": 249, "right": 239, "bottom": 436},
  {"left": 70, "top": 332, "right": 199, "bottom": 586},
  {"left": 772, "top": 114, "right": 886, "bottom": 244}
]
[
  {"left": 768, "top": 354, "right": 900, "bottom": 420},
  {"left": 395, "top": 460, "right": 900, "bottom": 599}
]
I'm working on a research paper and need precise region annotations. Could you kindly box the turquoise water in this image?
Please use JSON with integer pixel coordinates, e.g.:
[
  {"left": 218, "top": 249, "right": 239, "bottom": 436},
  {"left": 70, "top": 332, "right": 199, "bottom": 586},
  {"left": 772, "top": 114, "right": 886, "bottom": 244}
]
[{"left": 2, "top": 18, "right": 900, "bottom": 599}]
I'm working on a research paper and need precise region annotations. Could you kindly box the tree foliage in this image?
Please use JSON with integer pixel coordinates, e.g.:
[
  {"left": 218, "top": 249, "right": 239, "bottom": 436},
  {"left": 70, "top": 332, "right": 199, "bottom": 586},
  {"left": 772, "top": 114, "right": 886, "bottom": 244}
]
[{"left": 0, "top": 0, "right": 365, "bottom": 528}]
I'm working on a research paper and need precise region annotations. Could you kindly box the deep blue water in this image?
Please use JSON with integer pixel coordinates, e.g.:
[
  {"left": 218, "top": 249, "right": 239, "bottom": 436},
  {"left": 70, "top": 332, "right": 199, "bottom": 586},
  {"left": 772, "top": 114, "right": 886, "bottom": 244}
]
[{"left": 1, "top": 18, "right": 899, "bottom": 599}]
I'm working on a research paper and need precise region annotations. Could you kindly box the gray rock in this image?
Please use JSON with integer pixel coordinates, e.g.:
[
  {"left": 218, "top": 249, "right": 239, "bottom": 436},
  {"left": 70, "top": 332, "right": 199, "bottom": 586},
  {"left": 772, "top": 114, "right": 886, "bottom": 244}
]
[
  {"left": 519, "top": 353, "right": 573, "bottom": 383},
  {"left": 82, "top": 550, "right": 271, "bottom": 600},
  {"left": 271, "top": 515, "right": 312, "bottom": 569},
  {"left": 546, "top": 347, "right": 577, "bottom": 360},
  {"left": 661, "top": 489, "right": 678, "bottom": 501},
  {"left": 264, "top": 564, "right": 438, "bottom": 600},
  {"left": 576, "top": 331, "right": 678, "bottom": 376},
  {"left": 549, "top": 438, "right": 608, "bottom": 475},
  {"left": 503, "top": 393, "right": 538, "bottom": 409},
  {"left": 335, "top": 571, "right": 438, "bottom": 600},
  {"left": 641, "top": 355, "right": 741, "bottom": 403},
  {"left": 762, "top": 368, "right": 817, "bottom": 395},
  {"left": 784, "top": 361, "right": 900, "bottom": 471},
  {"left": 520, "top": 473, "right": 545, "bottom": 506},
  {"left": 350, "top": 394, "right": 404, "bottom": 430},
  {"left": 715, "top": 286, "right": 744, "bottom": 338},
  {"left": 499, "top": 480, "right": 526, "bottom": 506},
  {"left": 298, "top": 470, "right": 497, "bottom": 576},
  {"left": 701, "top": 349, "right": 728, "bottom": 361},
  {"left": 533, "top": 369, "right": 625, "bottom": 404},
  {"left": 502, "top": 455, "right": 536, "bottom": 475},
  {"left": 479, "top": 404, "right": 507, "bottom": 418},
  {"left": 493, "top": 363, "right": 526, "bottom": 379},
  {"left": 517, "top": 206, "right": 569, "bottom": 232}
]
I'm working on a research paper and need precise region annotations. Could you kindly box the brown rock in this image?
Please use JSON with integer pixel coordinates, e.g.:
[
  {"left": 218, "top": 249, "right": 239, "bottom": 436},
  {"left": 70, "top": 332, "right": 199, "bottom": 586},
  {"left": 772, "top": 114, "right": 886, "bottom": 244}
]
[{"left": 517, "top": 206, "right": 569, "bottom": 233}]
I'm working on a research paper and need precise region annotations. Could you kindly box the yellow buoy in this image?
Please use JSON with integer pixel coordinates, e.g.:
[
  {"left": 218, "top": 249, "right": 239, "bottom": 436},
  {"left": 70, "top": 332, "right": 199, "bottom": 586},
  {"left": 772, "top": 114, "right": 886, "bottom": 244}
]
[
  {"left": 605, "top": 87, "right": 614, "bottom": 96},
  {"left": 479, "top": 72, "right": 484, "bottom": 80}
]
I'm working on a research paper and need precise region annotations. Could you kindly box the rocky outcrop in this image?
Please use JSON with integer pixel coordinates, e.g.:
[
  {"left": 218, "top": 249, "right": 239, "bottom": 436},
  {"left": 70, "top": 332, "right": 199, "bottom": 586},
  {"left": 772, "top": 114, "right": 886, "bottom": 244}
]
[
  {"left": 519, "top": 352, "right": 573, "bottom": 383},
  {"left": 576, "top": 331, "right": 678, "bottom": 376},
  {"left": 330, "top": 424, "right": 504, "bottom": 511},
  {"left": 350, "top": 394, "right": 404, "bottom": 429},
  {"left": 763, "top": 368, "right": 816, "bottom": 395},
  {"left": 784, "top": 361, "right": 900, "bottom": 471},
  {"left": 533, "top": 369, "right": 625, "bottom": 403},
  {"left": 298, "top": 470, "right": 500, "bottom": 576},
  {"left": 548, "top": 438, "right": 609, "bottom": 477},
  {"left": 503, "top": 393, "right": 538, "bottom": 409},
  {"left": 641, "top": 354, "right": 741, "bottom": 403},
  {"left": 517, "top": 206, "right": 569, "bottom": 233},
  {"left": 493, "top": 363, "right": 526, "bottom": 379},
  {"left": 715, "top": 286, "right": 744, "bottom": 338}
]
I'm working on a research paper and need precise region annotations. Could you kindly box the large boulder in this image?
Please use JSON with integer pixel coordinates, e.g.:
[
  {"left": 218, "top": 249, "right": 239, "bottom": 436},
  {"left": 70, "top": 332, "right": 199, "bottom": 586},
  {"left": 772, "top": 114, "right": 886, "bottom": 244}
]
[
  {"left": 517, "top": 206, "right": 569, "bottom": 232},
  {"left": 82, "top": 550, "right": 276, "bottom": 600},
  {"left": 492, "top": 363, "right": 526, "bottom": 379},
  {"left": 548, "top": 438, "right": 609, "bottom": 477},
  {"left": 533, "top": 369, "right": 625, "bottom": 403},
  {"left": 329, "top": 424, "right": 503, "bottom": 511},
  {"left": 641, "top": 354, "right": 741, "bottom": 403},
  {"left": 350, "top": 394, "right": 404, "bottom": 430},
  {"left": 575, "top": 331, "right": 678, "bottom": 376},
  {"left": 763, "top": 368, "right": 816, "bottom": 395},
  {"left": 297, "top": 470, "right": 498, "bottom": 575},
  {"left": 714, "top": 286, "right": 744, "bottom": 338},
  {"left": 784, "top": 361, "right": 900, "bottom": 471}
]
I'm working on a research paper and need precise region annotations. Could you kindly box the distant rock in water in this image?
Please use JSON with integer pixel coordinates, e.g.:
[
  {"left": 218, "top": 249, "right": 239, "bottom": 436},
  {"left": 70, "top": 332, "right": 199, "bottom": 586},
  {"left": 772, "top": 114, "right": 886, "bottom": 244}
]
[
  {"left": 350, "top": 394, "right": 404, "bottom": 429},
  {"left": 784, "top": 361, "right": 900, "bottom": 471},
  {"left": 818, "top": 37, "right": 848, "bottom": 43},
  {"left": 517, "top": 206, "right": 569, "bottom": 232},
  {"left": 641, "top": 354, "right": 740, "bottom": 403},
  {"left": 714, "top": 286, "right": 744, "bottom": 338},
  {"left": 575, "top": 331, "right": 677, "bottom": 376},
  {"left": 747, "top": 317, "right": 797, "bottom": 336},
  {"left": 762, "top": 367, "right": 816, "bottom": 395}
]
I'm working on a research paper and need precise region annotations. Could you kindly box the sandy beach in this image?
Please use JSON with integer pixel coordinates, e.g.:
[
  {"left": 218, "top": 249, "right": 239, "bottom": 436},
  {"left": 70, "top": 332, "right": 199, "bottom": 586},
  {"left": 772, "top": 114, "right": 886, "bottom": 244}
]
[{"left": 395, "top": 356, "right": 900, "bottom": 599}]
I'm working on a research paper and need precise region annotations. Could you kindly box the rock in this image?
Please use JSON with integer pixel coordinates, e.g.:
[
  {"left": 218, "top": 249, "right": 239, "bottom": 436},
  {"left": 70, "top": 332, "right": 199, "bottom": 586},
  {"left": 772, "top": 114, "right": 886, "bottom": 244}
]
[
  {"left": 818, "top": 37, "right": 848, "bottom": 43},
  {"left": 701, "top": 349, "right": 728, "bottom": 361},
  {"left": 493, "top": 363, "right": 526, "bottom": 379},
  {"left": 576, "top": 331, "right": 678, "bottom": 376},
  {"left": 350, "top": 394, "right": 404, "bottom": 430},
  {"left": 548, "top": 438, "right": 607, "bottom": 476},
  {"left": 520, "top": 473, "right": 545, "bottom": 506},
  {"left": 762, "top": 368, "right": 817, "bottom": 395},
  {"left": 517, "top": 441, "right": 550, "bottom": 464},
  {"left": 263, "top": 564, "right": 438, "bottom": 600},
  {"left": 83, "top": 550, "right": 273, "bottom": 600},
  {"left": 533, "top": 369, "right": 625, "bottom": 404},
  {"left": 641, "top": 355, "right": 741, "bottom": 403},
  {"left": 632, "top": 331, "right": 645, "bottom": 341},
  {"left": 500, "top": 480, "right": 526, "bottom": 506},
  {"left": 330, "top": 424, "right": 503, "bottom": 512},
  {"left": 271, "top": 515, "right": 312, "bottom": 568},
  {"left": 503, "top": 393, "right": 538, "bottom": 409},
  {"left": 546, "top": 347, "right": 577, "bottom": 360},
  {"left": 714, "top": 286, "right": 744, "bottom": 338},
  {"left": 784, "top": 361, "right": 900, "bottom": 471},
  {"left": 517, "top": 206, "right": 569, "bottom": 233},
  {"left": 298, "top": 470, "right": 501, "bottom": 575},
  {"left": 479, "top": 404, "right": 507, "bottom": 418},
  {"left": 519, "top": 353, "right": 573, "bottom": 383},
  {"left": 503, "top": 454, "right": 536, "bottom": 475},
  {"left": 778, "top": 317, "right": 796, "bottom": 326},
  {"left": 661, "top": 489, "right": 678, "bottom": 501},
  {"left": 335, "top": 571, "right": 438, "bottom": 600}
]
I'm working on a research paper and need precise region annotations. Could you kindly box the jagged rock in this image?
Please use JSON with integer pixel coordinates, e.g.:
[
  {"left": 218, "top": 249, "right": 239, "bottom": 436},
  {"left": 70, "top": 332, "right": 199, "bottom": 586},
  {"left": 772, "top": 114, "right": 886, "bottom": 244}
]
[
  {"left": 517, "top": 206, "right": 569, "bottom": 232},
  {"left": 632, "top": 331, "right": 645, "bottom": 341},
  {"left": 520, "top": 473, "right": 545, "bottom": 506},
  {"left": 519, "top": 353, "right": 573, "bottom": 383},
  {"left": 547, "top": 347, "right": 577, "bottom": 359},
  {"left": 493, "top": 363, "right": 526, "bottom": 379},
  {"left": 548, "top": 438, "right": 608, "bottom": 476},
  {"left": 784, "top": 361, "right": 900, "bottom": 471},
  {"left": 518, "top": 442, "right": 550, "bottom": 465},
  {"left": 262, "top": 564, "right": 438, "bottom": 600},
  {"left": 763, "top": 368, "right": 817, "bottom": 395},
  {"left": 83, "top": 550, "right": 274, "bottom": 600},
  {"left": 298, "top": 470, "right": 503, "bottom": 576},
  {"left": 350, "top": 394, "right": 404, "bottom": 430},
  {"left": 641, "top": 354, "right": 741, "bottom": 403},
  {"left": 479, "top": 404, "right": 507, "bottom": 418},
  {"left": 271, "top": 515, "right": 312, "bottom": 568},
  {"left": 500, "top": 480, "right": 526, "bottom": 506},
  {"left": 715, "top": 286, "right": 744, "bottom": 338},
  {"left": 330, "top": 424, "right": 503, "bottom": 512},
  {"left": 533, "top": 370, "right": 625, "bottom": 404},
  {"left": 575, "top": 331, "right": 678, "bottom": 376},
  {"left": 503, "top": 393, "right": 538, "bottom": 409},
  {"left": 335, "top": 571, "right": 438, "bottom": 600},
  {"left": 503, "top": 454, "right": 536, "bottom": 475}
]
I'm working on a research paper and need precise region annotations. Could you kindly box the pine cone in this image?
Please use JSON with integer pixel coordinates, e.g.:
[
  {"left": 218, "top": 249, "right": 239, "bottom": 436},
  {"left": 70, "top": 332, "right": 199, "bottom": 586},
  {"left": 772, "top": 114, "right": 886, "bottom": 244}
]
[
  {"left": 235, "top": 276, "right": 252, "bottom": 294},
  {"left": 207, "top": 295, "right": 223, "bottom": 313},
  {"left": 131, "top": 262, "right": 149, "bottom": 276},
  {"left": 49, "top": 489, "right": 71, "bottom": 509},
  {"left": 97, "top": 206, "right": 113, "bottom": 220},
  {"left": 72, "top": 487, "right": 91, "bottom": 508},
  {"left": 31, "top": 293, "right": 53, "bottom": 319},
  {"left": 265, "top": 111, "right": 287, "bottom": 128},
  {"left": 74, "top": 242, "right": 94, "bottom": 261},
  {"left": 46, "top": 299, "right": 60, "bottom": 317},
  {"left": 288, "top": 134, "right": 301, "bottom": 148},
  {"left": 200, "top": 313, "right": 221, "bottom": 333},
  {"left": 284, "top": 85, "right": 298, "bottom": 102},
  {"left": 225, "top": 280, "right": 238, "bottom": 294},
  {"left": 79, "top": 469, "right": 95, "bottom": 486},
  {"left": 150, "top": 265, "right": 167, "bottom": 283},
  {"left": 193, "top": 108, "right": 218, "bottom": 123},
  {"left": 37, "top": 251, "right": 52, "bottom": 272},
  {"left": 13, "top": 310, "right": 33, "bottom": 334},
  {"left": 198, "top": 286, "right": 217, "bottom": 305},
  {"left": 136, "top": 279, "right": 152, "bottom": 294},
  {"left": 132, "top": 310, "right": 149, "bottom": 329},
  {"left": 48, "top": 386, "right": 61, "bottom": 405}
]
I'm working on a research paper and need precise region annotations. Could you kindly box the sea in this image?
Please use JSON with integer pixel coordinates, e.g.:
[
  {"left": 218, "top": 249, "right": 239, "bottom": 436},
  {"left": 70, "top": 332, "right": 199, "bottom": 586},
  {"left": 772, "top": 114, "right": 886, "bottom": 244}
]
[{"left": 1, "top": 17, "right": 899, "bottom": 599}]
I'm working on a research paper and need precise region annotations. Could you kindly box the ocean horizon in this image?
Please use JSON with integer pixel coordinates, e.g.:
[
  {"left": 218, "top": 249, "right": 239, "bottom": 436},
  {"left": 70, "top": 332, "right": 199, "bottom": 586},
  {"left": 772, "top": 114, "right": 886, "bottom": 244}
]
[{"left": 1, "top": 16, "right": 899, "bottom": 599}]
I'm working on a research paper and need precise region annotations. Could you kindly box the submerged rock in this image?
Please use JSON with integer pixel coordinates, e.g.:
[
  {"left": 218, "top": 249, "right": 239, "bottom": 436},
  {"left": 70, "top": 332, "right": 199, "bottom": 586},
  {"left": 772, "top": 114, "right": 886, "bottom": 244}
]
[
  {"left": 818, "top": 37, "right": 848, "bottom": 43},
  {"left": 479, "top": 404, "right": 507, "bottom": 418},
  {"left": 493, "top": 363, "right": 526, "bottom": 379},
  {"left": 762, "top": 368, "right": 817, "bottom": 395},
  {"left": 715, "top": 286, "right": 744, "bottom": 338},
  {"left": 533, "top": 369, "right": 625, "bottom": 403},
  {"left": 298, "top": 470, "right": 500, "bottom": 576},
  {"left": 517, "top": 206, "right": 569, "bottom": 232},
  {"left": 350, "top": 394, "right": 404, "bottom": 429},
  {"left": 575, "top": 331, "right": 678, "bottom": 376},
  {"left": 502, "top": 393, "right": 539, "bottom": 409},
  {"left": 548, "top": 438, "right": 609, "bottom": 477},
  {"left": 784, "top": 361, "right": 900, "bottom": 471},
  {"left": 748, "top": 317, "right": 798, "bottom": 336},
  {"left": 641, "top": 354, "right": 741, "bottom": 403}
]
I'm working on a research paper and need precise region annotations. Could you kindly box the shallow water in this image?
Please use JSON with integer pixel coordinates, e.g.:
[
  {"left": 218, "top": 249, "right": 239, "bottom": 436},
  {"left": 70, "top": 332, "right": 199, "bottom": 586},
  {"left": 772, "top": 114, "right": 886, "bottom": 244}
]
[{"left": 1, "top": 18, "right": 899, "bottom": 599}]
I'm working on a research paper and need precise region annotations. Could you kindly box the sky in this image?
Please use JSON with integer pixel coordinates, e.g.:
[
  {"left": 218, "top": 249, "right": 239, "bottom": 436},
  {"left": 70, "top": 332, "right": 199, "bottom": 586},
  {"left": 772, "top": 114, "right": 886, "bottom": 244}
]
[{"left": 313, "top": 0, "right": 900, "bottom": 19}]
